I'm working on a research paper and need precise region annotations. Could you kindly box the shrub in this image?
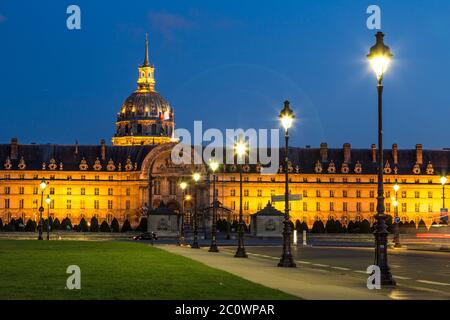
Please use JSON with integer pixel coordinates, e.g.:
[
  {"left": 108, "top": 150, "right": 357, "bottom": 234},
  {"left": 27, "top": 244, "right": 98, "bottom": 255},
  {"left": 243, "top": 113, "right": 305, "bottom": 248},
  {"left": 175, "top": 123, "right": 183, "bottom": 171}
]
[
  {"left": 325, "top": 219, "right": 337, "bottom": 233},
  {"left": 53, "top": 218, "right": 61, "bottom": 230},
  {"left": 5, "top": 219, "right": 16, "bottom": 232},
  {"left": 15, "top": 218, "right": 25, "bottom": 231},
  {"left": 360, "top": 219, "right": 371, "bottom": 233},
  {"left": 78, "top": 218, "right": 89, "bottom": 232},
  {"left": 90, "top": 217, "right": 99, "bottom": 232},
  {"left": 135, "top": 217, "right": 148, "bottom": 232},
  {"left": 418, "top": 219, "right": 428, "bottom": 232},
  {"left": 121, "top": 219, "right": 132, "bottom": 232},
  {"left": 311, "top": 220, "right": 325, "bottom": 233},
  {"left": 24, "top": 219, "right": 37, "bottom": 232},
  {"left": 111, "top": 218, "right": 120, "bottom": 232},
  {"left": 347, "top": 221, "right": 355, "bottom": 233},
  {"left": 100, "top": 221, "right": 111, "bottom": 232},
  {"left": 335, "top": 220, "right": 344, "bottom": 233},
  {"left": 61, "top": 217, "right": 72, "bottom": 231}
]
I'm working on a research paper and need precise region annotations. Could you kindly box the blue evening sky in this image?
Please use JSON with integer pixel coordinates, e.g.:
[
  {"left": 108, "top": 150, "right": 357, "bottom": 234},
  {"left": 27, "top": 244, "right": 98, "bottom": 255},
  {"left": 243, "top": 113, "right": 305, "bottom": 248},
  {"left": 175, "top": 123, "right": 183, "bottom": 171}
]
[{"left": 1, "top": 0, "right": 450, "bottom": 149}]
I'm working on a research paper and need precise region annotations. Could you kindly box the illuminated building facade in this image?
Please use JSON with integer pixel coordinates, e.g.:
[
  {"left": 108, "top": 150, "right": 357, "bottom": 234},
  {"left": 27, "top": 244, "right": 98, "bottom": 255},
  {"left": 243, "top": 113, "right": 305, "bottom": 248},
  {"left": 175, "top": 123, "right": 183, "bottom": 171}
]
[{"left": 0, "top": 39, "right": 449, "bottom": 229}]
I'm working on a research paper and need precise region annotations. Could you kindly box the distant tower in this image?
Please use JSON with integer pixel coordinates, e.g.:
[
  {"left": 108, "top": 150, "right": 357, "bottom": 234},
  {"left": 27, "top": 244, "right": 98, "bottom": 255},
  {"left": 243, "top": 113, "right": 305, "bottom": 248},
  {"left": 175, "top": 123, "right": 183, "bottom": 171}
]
[{"left": 112, "top": 34, "right": 175, "bottom": 146}]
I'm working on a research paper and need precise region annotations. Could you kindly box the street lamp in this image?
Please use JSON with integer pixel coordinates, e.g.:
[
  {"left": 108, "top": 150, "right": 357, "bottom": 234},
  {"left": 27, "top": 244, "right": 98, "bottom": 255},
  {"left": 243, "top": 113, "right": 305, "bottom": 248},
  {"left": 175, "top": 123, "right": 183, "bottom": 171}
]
[
  {"left": 208, "top": 159, "right": 220, "bottom": 253},
  {"left": 278, "top": 100, "right": 296, "bottom": 268},
  {"left": 392, "top": 183, "right": 401, "bottom": 247},
  {"left": 234, "top": 139, "right": 248, "bottom": 258},
  {"left": 440, "top": 176, "right": 447, "bottom": 224},
  {"left": 37, "top": 178, "right": 47, "bottom": 240},
  {"left": 191, "top": 172, "right": 201, "bottom": 249},
  {"left": 179, "top": 181, "right": 188, "bottom": 246},
  {"left": 367, "top": 31, "right": 395, "bottom": 286},
  {"left": 45, "top": 195, "right": 51, "bottom": 241}
]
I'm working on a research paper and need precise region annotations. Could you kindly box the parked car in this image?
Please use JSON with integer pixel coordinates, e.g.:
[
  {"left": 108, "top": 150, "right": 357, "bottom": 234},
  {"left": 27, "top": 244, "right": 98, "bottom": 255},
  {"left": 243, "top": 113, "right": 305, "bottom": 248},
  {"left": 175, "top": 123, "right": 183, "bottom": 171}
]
[{"left": 133, "top": 232, "right": 158, "bottom": 241}]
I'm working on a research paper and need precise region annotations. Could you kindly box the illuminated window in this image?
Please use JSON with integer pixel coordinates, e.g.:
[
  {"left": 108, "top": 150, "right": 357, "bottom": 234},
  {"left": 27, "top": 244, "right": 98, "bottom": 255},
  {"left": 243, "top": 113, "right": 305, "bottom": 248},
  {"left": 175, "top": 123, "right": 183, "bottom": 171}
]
[
  {"left": 316, "top": 202, "right": 320, "bottom": 212},
  {"left": 50, "top": 200, "right": 54, "bottom": 209},
  {"left": 81, "top": 175, "right": 86, "bottom": 181},
  {"left": 343, "top": 202, "right": 348, "bottom": 212},
  {"left": 402, "top": 203, "right": 407, "bottom": 212},
  {"left": 257, "top": 189, "right": 262, "bottom": 197},
  {"left": 127, "top": 187, "right": 132, "bottom": 196},
  {"left": 80, "top": 200, "right": 85, "bottom": 209},
  {"left": 81, "top": 188, "right": 85, "bottom": 195},
  {"left": 356, "top": 190, "right": 361, "bottom": 198},
  {"left": 94, "top": 188, "right": 99, "bottom": 196},
  {"left": 19, "top": 174, "right": 24, "bottom": 180},
  {"left": 356, "top": 202, "right": 362, "bottom": 212},
  {"left": 231, "top": 201, "right": 236, "bottom": 210},
  {"left": 415, "top": 203, "right": 420, "bottom": 213},
  {"left": 67, "top": 188, "right": 72, "bottom": 195},
  {"left": 303, "top": 202, "right": 308, "bottom": 212},
  {"left": 402, "top": 191, "right": 407, "bottom": 198},
  {"left": 4, "top": 187, "right": 10, "bottom": 195},
  {"left": 109, "top": 176, "right": 114, "bottom": 181},
  {"left": 95, "top": 176, "right": 100, "bottom": 181},
  {"left": 386, "top": 203, "right": 391, "bottom": 213},
  {"left": 108, "top": 200, "right": 113, "bottom": 210},
  {"left": 244, "top": 190, "right": 249, "bottom": 197},
  {"left": 244, "top": 202, "right": 249, "bottom": 211},
  {"left": 125, "top": 200, "right": 130, "bottom": 210},
  {"left": 370, "top": 202, "right": 375, "bottom": 212},
  {"left": 330, "top": 190, "right": 334, "bottom": 198},
  {"left": 330, "top": 202, "right": 334, "bottom": 211},
  {"left": 19, "top": 187, "right": 24, "bottom": 195},
  {"left": 428, "top": 204, "right": 433, "bottom": 213},
  {"left": 5, "top": 199, "right": 10, "bottom": 209},
  {"left": 94, "top": 200, "right": 99, "bottom": 210},
  {"left": 370, "top": 190, "right": 375, "bottom": 198},
  {"left": 230, "top": 189, "right": 235, "bottom": 196},
  {"left": 19, "top": 199, "right": 24, "bottom": 209},
  {"left": 303, "top": 190, "right": 308, "bottom": 198},
  {"left": 316, "top": 190, "right": 321, "bottom": 198},
  {"left": 257, "top": 202, "right": 262, "bottom": 211},
  {"left": 415, "top": 191, "right": 420, "bottom": 199},
  {"left": 343, "top": 190, "right": 348, "bottom": 198},
  {"left": 50, "top": 187, "right": 55, "bottom": 195},
  {"left": 66, "top": 200, "right": 72, "bottom": 210},
  {"left": 108, "top": 188, "right": 113, "bottom": 196},
  {"left": 428, "top": 192, "right": 433, "bottom": 199}
]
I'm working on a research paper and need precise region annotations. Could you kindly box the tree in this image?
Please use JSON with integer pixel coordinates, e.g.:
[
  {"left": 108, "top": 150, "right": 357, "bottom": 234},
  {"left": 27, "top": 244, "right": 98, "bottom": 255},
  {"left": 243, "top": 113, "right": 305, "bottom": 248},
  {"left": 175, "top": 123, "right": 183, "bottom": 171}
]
[
  {"left": 77, "top": 218, "right": 88, "bottom": 232},
  {"left": 53, "top": 218, "right": 61, "bottom": 231},
  {"left": 135, "top": 217, "right": 147, "bottom": 232},
  {"left": 0, "top": 218, "right": 3, "bottom": 231},
  {"left": 15, "top": 218, "right": 25, "bottom": 231},
  {"left": 111, "top": 218, "right": 120, "bottom": 232},
  {"left": 121, "top": 219, "right": 132, "bottom": 232},
  {"left": 301, "top": 221, "right": 309, "bottom": 233},
  {"left": 311, "top": 220, "right": 325, "bottom": 233},
  {"left": 360, "top": 219, "right": 371, "bottom": 233},
  {"left": 335, "top": 220, "right": 344, "bottom": 233},
  {"left": 347, "top": 221, "right": 355, "bottom": 233},
  {"left": 100, "top": 221, "right": 111, "bottom": 232},
  {"left": 5, "top": 219, "right": 16, "bottom": 232},
  {"left": 90, "top": 216, "right": 99, "bottom": 232},
  {"left": 24, "top": 219, "right": 37, "bottom": 232}
]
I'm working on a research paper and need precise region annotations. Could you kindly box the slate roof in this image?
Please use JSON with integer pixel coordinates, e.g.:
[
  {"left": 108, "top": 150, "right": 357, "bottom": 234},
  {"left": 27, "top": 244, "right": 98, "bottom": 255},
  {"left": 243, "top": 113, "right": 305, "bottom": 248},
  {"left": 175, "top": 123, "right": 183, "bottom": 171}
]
[
  {"left": 251, "top": 202, "right": 284, "bottom": 216},
  {"left": 0, "top": 144, "right": 155, "bottom": 171}
]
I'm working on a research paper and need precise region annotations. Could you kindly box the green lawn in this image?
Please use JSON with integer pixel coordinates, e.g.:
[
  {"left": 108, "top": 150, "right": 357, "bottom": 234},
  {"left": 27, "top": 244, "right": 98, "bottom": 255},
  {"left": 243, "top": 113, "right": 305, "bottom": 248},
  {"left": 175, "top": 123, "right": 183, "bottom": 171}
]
[{"left": 0, "top": 240, "right": 296, "bottom": 300}]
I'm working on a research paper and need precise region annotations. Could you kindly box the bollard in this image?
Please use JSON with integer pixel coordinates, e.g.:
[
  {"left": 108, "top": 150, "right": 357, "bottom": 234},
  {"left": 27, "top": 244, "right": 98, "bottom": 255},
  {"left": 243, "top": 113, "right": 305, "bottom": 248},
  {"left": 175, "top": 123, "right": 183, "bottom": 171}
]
[
  {"left": 293, "top": 230, "right": 298, "bottom": 245},
  {"left": 303, "top": 230, "right": 307, "bottom": 246}
]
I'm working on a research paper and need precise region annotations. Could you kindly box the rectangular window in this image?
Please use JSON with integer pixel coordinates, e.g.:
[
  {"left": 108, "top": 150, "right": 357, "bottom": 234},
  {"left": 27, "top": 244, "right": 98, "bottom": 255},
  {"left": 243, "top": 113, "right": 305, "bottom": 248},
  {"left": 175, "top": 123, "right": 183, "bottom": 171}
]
[
  {"left": 386, "top": 191, "right": 391, "bottom": 198},
  {"left": 330, "top": 190, "right": 334, "bottom": 198},
  {"left": 50, "top": 200, "right": 54, "bottom": 209},
  {"left": 370, "top": 190, "right": 375, "bottom": 198},
  {"left": 428, "top": 191, "right": 433, "bottom": 199},
  {"left": 303, "top": 178, "right": 308, "bottom": 183},
  {"left": 66, "top": 200, "right": 72, "bottom": 210},
  {"left": 94, "top": 200, "right": 100, "bottom": 210},
  {"left": 356, "top": 190, "right": 361, "bottom": 198},
  {"left": 303, "top": 202, "right": 308, "bottom": 212},
  {"left": 428, "top": 204, "right": 433, "bottom": 213},
  {"left": 244, "top": 189, "right": 249, "bottom": 197},
  {"left": 169, "top": 180, "right": 176, "bottom": 195},
  {"left": 81, "top": 175, "right": 86, "bottom": 181},
  {"left": 125, "top": 200, "right": 130, "bottom": 210},
  {"left": 5, "top": 199, "right": 10, "bottom": 209},
  {"left": 231, "top": 177, "right": 236, "bottom": 182},
  {"left": 343, "top": 202, "right": 348, "bottom": 212},
  {"left": 402, "top": 191, "right": 407, "bottom": 199},
  {"left": 257, "top": 202, "right": 262, "bottom": 211},
  {"left": 257, "top": 177, "right": 262, "bottom": 182},
  {"left": 415, "top": 203, "right": 420, "bottom": 213},
  {"left": 109, "top": 176, "right": 114, "bottom": 181},
  {"left": 244, "top": 201, "right": 249, "bottom": 210},
  {"left": 356, "top": 178, "right": 361, "bottom": 183},
  {"left": 329, "top": 178, "right": 335, "bottom": 183},
  {"left": 230, "top": 189, "right": 236, "bottom": 196},
  {"left": 356, "top": 202, "right": 362, "bottom": 212},
  {"left": 231, "top": 201, "right": 236, "bottom": 210},
  {"left": 343, "top": 178, "right": 348, "bottom": 183},
  {"left": 95, "top": 176, "right": 100, "bottom": 181},
  {"left": 370, "top": 202, "right": 375, "bottom": 212},
  {"left": 343, "top": 190, "right": 348, "bottom": 198},
  {"left": 50, "top": 187, "right": 55, "bottom": 195},
  {"left": 108, "top": 200, "right": 113, "bottom": 210},
  {"left": 67, "top": 188, "right": 72, "bottom": 195},
  {"left": 402, "top": 203, "right": 407, "bottom": 213},
  {"left": 19, "top": 174, "right": 25, "bottom": 180},
  {"left": 67, "top": 175, "right": 72, "bottom": 180},
  {"left": 33, "top": 199, "right": 38, "bottom": 209},
  {"left": 257, "top": 189, "right": 262, "bottom": 197},
  {"left": 80, "top": 200, "right": 85, "bottom": 209},
  {"left": 81, "top": 188, "right": 85, "bottom": 196},
  {"left": 94, "top": 188, "right": 99, "bottom": 196},
  {"left": 330, "top": 202, "right": 334, "bottom": 212},
  {"left": 19, "top": 199, "right": 24, "bottom": 209},
  {"left": 4, "top": 187, "right": 10, "bottom": 195},
  {"left": 415, "top": 191, "right": 420, "bottom": 199},
  {"left": 316, "top": 190, "right": 321, "bottom": 198},
  {"left": 316, "top": 202, "right": 320, "bottom": 212},
  {"left": 19, "top": 187, "right": 24, "bottom": 195},
  {"left": 303, "top": 190, "right": 308, "bottom": 198},
  {"left": 33, "top": 187, "right": 38, "bottom": 195},
  {"left": 108, "top": 188, "right": 113, "bottom": 196},
  {"left": 386, "top": 203, "right": 390, "bottom": 213}
]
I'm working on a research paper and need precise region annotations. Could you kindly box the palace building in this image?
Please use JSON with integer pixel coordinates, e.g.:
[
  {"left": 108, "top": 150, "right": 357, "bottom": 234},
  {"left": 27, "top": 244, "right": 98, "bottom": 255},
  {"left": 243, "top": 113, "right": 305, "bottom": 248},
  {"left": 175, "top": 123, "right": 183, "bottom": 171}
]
[{"left": 1, "top": 37, "right": 449, "bottom": 230}]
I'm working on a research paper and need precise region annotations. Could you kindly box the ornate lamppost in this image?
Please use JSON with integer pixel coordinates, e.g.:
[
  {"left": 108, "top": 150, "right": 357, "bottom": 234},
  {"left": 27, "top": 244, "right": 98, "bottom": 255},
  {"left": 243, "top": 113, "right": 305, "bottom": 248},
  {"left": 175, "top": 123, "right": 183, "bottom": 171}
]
[
  {"left": 209, "top": 159, "right": 219, "bottom": 252},
  {"left": 367, "top": 31, "right": 395, "bottom": 286},
  {"left": 179, "top": 181, "right": 188, "bottom": 246},
  {"left": 440, "top": 176, "right": 447, "bottom": 224},
  {"left": 45, "top": 195, "right": 51, "bottom": 240},
  {"left": 278, "top": 101, "right": 296, "bottom": 268},
  {"left": 392, "top": 183, "right": 401, "bottom": 247},
  {"left": 37, "top": 178, "right": 47, "bottom": 240},
  {"left": 234, "top": 140, "right": 248, "bottom": 258},
  {"left": 191, "top": 172, "right": 201, "bottom": 249}
]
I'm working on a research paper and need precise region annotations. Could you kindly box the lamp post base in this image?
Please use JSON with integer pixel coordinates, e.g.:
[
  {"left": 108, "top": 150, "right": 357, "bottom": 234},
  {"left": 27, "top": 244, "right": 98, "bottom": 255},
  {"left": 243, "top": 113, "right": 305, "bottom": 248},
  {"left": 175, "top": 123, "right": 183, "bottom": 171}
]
[
  {"left": 191, "top": 240, "right": 200, "bottom": 249},
  {"left": 234, "top": 247, "right": 248, "bottom": 258},
  {"left": 209, "top": 244, "right": 219, "bottom": 252},
  {"left": 380, "top": 267, "right": 396, "bottom": 286},
  {"left": 278, "top": 257, "right": 296, "bottom": 268}
]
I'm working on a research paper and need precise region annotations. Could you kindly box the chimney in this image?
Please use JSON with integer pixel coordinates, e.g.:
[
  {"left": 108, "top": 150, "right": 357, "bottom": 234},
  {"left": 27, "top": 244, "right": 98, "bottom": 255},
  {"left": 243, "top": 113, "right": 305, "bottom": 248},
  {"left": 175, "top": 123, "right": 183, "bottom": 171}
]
[
  {"left": 320, "top": 143, "right": 328, "bottom": 162},
  {"left": 343, "top": 143, "right": 351, "bottom": 163},
  {"left": 371, "top": 144, "right": 376, "bottom": 163},
  {"left": 416, "top": 144, "right": 423, "bottom": 165},
  {"left": 392, "top": 143, "right": 398, "bottom": 165},
  {"left": 10, "top": 138, "right": 18, "bottom": 160},
  {"left": 101, "top": 139, "right": 106, "bottom": 161}
]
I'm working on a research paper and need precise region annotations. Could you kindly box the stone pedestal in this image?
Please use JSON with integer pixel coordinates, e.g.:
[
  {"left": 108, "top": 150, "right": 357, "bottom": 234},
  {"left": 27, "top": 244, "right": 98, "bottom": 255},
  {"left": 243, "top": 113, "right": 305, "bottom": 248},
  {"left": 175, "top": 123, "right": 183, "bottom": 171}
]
[{"left": 250, "top": 202, "right": 284, "bottom": 238}]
